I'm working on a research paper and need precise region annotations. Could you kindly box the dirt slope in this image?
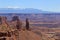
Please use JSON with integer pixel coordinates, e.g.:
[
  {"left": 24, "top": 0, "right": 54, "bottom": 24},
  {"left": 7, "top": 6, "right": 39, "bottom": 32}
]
[{"left": 16, "top": 30, "right": 41, "bottom": 40}]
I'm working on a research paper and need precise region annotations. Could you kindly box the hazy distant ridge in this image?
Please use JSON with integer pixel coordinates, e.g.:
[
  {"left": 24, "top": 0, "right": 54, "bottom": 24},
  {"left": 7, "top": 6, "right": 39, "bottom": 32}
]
[{"left": 0, "top": 8, "right": 53, "bottom": 13}]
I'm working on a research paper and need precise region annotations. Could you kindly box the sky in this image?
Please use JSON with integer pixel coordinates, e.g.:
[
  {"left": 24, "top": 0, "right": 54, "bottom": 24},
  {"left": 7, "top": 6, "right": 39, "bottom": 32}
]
[{"left": 0, "top": 0, "right": 60, "bottom": 12}]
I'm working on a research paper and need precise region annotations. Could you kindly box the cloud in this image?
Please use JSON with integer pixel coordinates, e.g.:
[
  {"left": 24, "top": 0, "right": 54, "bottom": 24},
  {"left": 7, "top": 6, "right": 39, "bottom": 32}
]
[{"left": 7, "top": 6, "right": 20, "bottom": 9}]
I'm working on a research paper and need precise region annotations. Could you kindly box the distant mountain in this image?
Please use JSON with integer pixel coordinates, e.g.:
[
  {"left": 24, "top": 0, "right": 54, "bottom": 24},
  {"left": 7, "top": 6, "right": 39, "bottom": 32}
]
[{"left": 0, "top": 8, "right": 53, "bottom": 13}]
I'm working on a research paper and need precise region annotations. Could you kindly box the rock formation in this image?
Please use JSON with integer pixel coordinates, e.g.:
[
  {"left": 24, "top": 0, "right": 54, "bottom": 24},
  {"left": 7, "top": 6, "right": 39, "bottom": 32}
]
[
  {"left": 26, "top": 18, "right": 29, "bottom": 30},
  {"left": 11, "top": 16, "right": 22, "bottom": 30},
  {"left": 0, "top": 16, "right": 42, "bottom": 40}
]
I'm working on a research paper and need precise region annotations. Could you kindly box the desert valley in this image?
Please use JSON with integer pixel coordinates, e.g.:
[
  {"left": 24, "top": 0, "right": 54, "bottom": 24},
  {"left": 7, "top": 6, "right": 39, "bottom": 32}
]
[{"left": 0, "top": 13, "right": 60, "bottom": 40}]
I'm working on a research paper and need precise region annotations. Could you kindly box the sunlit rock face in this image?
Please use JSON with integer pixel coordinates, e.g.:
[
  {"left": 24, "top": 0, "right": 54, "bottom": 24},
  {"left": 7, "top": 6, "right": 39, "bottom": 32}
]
[
  {"left": 1, "top": 16, "right": 9, "bottom": 27},
  {"left": 0, "top": 16, "right": 9, "bottom": 32},
  {"left": 0, "top": 16, "right": 16, "bottom": 40},
  {"left": 2, "top": 16, "right": 7, "bottom": 24}
]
